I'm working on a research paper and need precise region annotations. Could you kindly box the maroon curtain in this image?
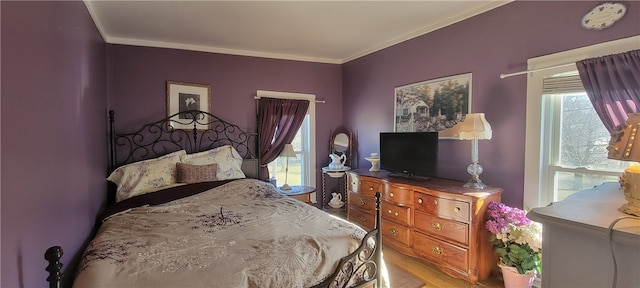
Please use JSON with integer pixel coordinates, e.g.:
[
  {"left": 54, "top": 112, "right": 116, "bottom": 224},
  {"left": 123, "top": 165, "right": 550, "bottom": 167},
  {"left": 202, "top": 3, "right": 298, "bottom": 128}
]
[
  {"left": 258, "top": 97, "right": 309, "bottom": 180},
  {"left": 576, "top": 49, "right": 640, "bottom": 132}
]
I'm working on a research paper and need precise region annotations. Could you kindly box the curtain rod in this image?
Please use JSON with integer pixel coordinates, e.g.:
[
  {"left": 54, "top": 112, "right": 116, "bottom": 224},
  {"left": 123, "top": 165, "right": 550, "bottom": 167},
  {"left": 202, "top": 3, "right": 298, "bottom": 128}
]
[
  {"left": 499, "top": 63, "right": 576, "bottom": 79},
  {"left": 254, "top": 96, "right": 325, "bottom": 103}
]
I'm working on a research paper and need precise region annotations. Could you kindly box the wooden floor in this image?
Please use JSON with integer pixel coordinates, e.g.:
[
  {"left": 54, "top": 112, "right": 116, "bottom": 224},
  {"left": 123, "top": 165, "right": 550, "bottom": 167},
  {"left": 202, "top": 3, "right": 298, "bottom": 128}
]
[{"left": 383, "top": 245, "right": 504, "bottom": 288}]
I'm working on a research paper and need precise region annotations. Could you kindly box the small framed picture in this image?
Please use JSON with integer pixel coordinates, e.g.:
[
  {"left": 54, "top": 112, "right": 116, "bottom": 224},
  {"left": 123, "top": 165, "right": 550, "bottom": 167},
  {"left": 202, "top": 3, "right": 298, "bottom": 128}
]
[{"left": 166, "top": 81, "right": 211, "bottom": 130}]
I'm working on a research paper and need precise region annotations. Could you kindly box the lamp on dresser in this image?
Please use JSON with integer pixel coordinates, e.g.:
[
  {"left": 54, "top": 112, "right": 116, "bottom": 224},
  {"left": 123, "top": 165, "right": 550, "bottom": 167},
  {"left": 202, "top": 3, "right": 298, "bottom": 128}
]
[
  {"left": 458, "top": 113, "right": 492, "bottom": 189},
  {"left": 279, "top": 144, "right": 297, "bottom": 191},
  {"left": 607, "top": 113, "right": 640, "bottom": 216}
]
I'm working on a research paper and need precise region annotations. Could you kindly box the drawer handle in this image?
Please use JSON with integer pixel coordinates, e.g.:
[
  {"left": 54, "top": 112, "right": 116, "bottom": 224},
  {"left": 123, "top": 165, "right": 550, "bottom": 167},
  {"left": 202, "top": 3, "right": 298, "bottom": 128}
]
[
  {"left": 388, "top": 210, "right": 399, "bottom": 216},
  {"left": 395, "top": 211, "right": 399, "bottom": 216},
  {"left": 358, "top": 216, "right": 366, "bottom": 221},
  {"left": 418, "top": 198, "right": 423, "bottom": 204},
  {"left": 454, "top": 207, "right": 461, "bottom": 212},
  {"left": 369, "top": 187, "right": 374, "bottom": 191},
  {"left": 389, "top": 192, "right": 394, "bottom": 197},
  {"left": 432, "top": 222, "right": 443, "bottom": 231},
  {"left": 390, "top": 229, "right": 398, "bottom": 236},
  {"left": 359, "top": 199, "right": 365, "bottom": 205},
  {"left": 433, "top": 199, "right": 438, "bottom": 205},
  {"left": 432, "top": 246, "right": 442, "bottom": 255},
  {"left": 388, "top": 209, "right": 392, "bottom": 214}
]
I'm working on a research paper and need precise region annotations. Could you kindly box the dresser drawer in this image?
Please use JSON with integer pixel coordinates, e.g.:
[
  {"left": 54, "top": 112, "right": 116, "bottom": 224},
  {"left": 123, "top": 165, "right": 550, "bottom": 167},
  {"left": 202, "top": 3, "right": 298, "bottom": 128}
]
[
  {"left": 381, "top": 202, "right": 410, "bottom": 226},
  {"left": 414, "top": 211, "right": 468, "bottom": 246},
  {"left": 384, "top": 184, "right": 412, "bottom": 205},
  {"left": 414, "top": 193, "right": 470, "bottom": 223},
  {"left": 382, "top": 219, "right": 411, "bottom": 247},
  {"left": 348, "top": 207, "right": 375, "bottom": 230},
  {"left": 350, "top": 177, "right": 381, "bottom": 198},
  {"left": 348, "top": 192, "right": 377, "bottom": 211},
  {"left": 413, "top": 231, "right": 468, "bottom": 273}
]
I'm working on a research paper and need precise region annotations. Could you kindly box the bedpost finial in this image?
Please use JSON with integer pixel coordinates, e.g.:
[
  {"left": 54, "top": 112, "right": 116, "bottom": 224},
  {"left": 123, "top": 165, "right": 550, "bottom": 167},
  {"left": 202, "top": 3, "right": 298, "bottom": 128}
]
[{"left": 45, "top": 246, "right": 63, "bottom": 288}]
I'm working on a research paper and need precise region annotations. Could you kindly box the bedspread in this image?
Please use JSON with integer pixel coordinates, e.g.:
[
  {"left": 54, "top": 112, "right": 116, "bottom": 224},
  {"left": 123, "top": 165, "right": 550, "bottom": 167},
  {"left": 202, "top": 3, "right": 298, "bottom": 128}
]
[{"left": 73, "top": 179, "right": 366, "bottom": 288}]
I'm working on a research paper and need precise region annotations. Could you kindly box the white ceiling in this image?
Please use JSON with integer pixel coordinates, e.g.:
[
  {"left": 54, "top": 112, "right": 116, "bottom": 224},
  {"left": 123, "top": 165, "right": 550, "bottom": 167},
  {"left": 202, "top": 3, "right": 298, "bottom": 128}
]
[{"left": 84, "top": 1, "right": 512, "bottom": 64}]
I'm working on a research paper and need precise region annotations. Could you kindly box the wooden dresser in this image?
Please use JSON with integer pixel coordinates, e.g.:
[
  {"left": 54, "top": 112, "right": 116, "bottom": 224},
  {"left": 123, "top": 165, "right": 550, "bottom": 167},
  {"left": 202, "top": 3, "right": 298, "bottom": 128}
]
[{"left": 346, "top": 169, "right": 503, "bottom": 284}]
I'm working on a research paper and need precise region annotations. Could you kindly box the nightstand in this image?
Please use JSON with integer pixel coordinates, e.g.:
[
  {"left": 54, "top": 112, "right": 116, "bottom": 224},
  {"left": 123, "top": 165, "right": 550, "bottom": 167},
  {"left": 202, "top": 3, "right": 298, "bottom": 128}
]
[{"left": 276, "top": 185, "right": 315, "bottom": 205}]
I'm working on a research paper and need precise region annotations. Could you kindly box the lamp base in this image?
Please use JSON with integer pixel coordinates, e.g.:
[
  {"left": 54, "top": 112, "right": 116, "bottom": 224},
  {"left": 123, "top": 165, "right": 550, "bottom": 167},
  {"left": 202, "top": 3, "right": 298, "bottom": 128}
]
[
  {"left": 463, "top": 180, "right": 487, "bottom": 189},
  {"left": 280, "top": 183, "right": 292, "bottom": 191},
  {"left": 619, "top": 165, "right": 640, "bottom": 217},
  {"left": 464, "top": 162, "right": 487, "bottom": 189}
]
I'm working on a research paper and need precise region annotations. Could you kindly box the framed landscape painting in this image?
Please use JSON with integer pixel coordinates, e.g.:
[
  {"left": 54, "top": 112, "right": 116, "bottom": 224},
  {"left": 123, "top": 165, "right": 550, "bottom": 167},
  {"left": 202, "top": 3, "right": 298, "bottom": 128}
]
[
  {"left": 166, "top": 81, "right": 211, "bottom": 130},
  {"left": 394, "top": 73, "right": 471, "bottom": 139}
]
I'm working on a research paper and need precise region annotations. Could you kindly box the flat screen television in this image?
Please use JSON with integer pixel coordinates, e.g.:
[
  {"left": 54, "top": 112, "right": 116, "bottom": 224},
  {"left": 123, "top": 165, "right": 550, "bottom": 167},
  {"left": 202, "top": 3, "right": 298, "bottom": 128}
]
[{"left": 379, "top": 132, "right": 438, "bottom": 180}]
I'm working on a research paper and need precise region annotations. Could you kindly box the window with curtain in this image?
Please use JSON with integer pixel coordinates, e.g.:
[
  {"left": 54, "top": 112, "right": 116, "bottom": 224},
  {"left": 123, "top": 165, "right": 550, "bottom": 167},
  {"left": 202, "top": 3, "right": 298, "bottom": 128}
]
[
  {"left": 257, "top": 90, "right": 316, "bottom": 190},
  {"left": 523, "top": 36, "right": 638, "bottom": 209},
  {"left": 267, "top": 115, "right": 311, "bottom": 187},
  {"left": 540, "top": 72, "right": 631, "bottom": 202}
]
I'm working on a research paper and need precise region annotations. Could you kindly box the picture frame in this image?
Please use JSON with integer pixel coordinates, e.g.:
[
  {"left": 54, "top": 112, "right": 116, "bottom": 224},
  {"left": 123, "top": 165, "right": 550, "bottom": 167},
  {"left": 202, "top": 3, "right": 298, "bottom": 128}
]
[
  {"left": 394, "top": 73, "right": 471, "bottom": 139},
  {"left": 166, "top": 81, "right": 211, "bottom": 130}
]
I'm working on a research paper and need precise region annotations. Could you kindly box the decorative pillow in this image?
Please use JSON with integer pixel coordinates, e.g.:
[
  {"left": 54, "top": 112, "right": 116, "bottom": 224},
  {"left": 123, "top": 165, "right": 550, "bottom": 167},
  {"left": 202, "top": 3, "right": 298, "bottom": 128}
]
[
  {"left": 180, "top": 145, "right": 246, "bottom": 180},
  {"left": 107, "top": 150, "right": 186, "bottom": 202},
  {"left": 176, "top": 163, "right": 219, "bottom": 184}
]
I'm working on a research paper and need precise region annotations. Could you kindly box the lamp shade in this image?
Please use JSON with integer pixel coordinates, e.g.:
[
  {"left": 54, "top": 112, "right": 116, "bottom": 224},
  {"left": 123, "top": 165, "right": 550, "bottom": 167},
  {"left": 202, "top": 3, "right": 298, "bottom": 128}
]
[
  {"left": 280, "top": 144, "right": 297, "bottom": 158},
  {"left": 607, "top": 113, "right": 640, "bottom": 216},
  {"left": 607, "top": 113, "right": 640, "bottom": 162},
  {"left": 458, "top": 113, "right": 493, "bottom": 140}
]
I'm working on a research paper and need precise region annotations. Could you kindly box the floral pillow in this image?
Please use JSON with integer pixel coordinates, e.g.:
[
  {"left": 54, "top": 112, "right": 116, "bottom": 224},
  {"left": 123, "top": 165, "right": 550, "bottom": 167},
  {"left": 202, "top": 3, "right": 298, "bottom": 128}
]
[
  {"left": 176, "top": 163, "right": 218, "bottom": 183},
  {"left": 107, "top": 150, "right": 186, "bottom": 202},
  {"left": 180, "top": 145, "right": 246, "bottom": 180}
]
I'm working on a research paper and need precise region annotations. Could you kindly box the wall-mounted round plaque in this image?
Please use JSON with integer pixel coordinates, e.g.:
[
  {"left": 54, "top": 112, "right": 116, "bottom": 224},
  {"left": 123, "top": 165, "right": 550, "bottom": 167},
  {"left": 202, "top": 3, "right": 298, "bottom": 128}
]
[{"left": 582, "top": 2, "right": 626, "bottom": 30}]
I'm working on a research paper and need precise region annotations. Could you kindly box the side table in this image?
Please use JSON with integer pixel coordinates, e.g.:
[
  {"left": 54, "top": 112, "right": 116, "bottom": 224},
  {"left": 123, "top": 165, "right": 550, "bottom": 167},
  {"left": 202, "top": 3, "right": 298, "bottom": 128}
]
[
  {"left": 321, "top": 167, "right": 350, "bottom": 217},
  {"left": 276, "top": 185, "right": 315, "bottom": 205}
]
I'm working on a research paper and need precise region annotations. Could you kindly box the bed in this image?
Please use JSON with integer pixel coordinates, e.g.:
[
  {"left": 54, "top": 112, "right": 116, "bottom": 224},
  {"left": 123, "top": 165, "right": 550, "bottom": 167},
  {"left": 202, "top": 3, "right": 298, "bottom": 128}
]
[{"left": 45, "top": 110, "right": 383, "bottom": 288}]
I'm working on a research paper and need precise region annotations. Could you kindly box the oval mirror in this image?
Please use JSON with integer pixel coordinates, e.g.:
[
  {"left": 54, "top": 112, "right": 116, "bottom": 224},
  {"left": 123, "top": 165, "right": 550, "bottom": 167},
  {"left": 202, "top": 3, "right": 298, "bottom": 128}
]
[{"left": 333, "top": 133, "right": 349, "bottom": 153}]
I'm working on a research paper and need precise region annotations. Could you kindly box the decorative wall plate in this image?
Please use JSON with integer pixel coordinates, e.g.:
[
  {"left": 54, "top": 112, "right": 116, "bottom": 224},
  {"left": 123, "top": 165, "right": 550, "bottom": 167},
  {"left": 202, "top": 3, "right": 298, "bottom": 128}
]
[{"left": 582, "top": 2, "right": 626, "bottom": 30}]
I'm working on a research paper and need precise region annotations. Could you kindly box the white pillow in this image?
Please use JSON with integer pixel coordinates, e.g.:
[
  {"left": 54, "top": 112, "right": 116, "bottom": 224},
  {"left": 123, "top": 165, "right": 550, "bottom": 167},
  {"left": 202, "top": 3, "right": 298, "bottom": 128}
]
[
  {"left": 107, "top": 150, "right": 186, "bottom": 202},
  {"left": 180, "top": 145, "right": 246, "bottom": 180}
]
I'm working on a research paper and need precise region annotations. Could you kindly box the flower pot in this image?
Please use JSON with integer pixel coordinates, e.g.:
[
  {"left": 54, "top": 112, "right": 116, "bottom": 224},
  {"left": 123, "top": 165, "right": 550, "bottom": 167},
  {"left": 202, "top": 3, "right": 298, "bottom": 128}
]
[{"left": 498, "top": 262, "right": 536, "bottom": 288}]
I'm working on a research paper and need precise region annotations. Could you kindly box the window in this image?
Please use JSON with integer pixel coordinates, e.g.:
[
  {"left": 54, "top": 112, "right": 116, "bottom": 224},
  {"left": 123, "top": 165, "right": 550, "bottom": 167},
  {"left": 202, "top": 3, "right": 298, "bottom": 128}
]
[
  {"left": 523, "top": 36, "right": 639, "bottom": 209},
  {"left": 540, "top": 73, "right": 630, "bottom": 202},
  {"left": 257, "top": 90, "right": 316, "bottom": 200}
]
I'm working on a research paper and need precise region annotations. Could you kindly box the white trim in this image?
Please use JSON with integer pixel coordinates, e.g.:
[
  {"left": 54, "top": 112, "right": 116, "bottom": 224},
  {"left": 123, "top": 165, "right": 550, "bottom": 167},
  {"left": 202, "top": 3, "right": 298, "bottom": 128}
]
[
  {"left": 83, "top": 0, "right": 107, "bottom": 41},
  {"left": 523, "top": 36, "right": 640, "bottom": 209},
  {"left": 109, "top": 37, "right": 342, "bottom": 64},
  {"left": 257, "top": 90, "right": 317, "bottom": 202}
]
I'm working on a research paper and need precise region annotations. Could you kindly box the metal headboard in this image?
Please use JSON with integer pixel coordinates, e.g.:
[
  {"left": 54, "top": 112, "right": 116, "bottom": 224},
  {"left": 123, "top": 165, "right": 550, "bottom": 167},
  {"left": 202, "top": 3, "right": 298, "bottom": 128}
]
[{"left": 108, "top": 110, "right": 257, "bottom": 171}]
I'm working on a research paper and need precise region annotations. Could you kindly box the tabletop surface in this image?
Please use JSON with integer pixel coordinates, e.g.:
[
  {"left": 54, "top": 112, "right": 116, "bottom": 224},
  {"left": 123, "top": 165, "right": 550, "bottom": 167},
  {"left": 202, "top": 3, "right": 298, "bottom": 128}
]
[
  {"left": 528, "top": 182, "right": 640, "bottom": 236},
  {"left": 276, "top": 185, "right": 315, "bottom": 196}
]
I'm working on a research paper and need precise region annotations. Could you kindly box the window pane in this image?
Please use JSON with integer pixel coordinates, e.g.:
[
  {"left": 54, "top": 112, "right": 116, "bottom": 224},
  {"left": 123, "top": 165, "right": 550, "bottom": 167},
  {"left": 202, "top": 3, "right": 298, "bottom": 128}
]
[
  {"left": 558, "top": 93, "right": 630, "bottom": 172},
  {"left": 554, "top": 171, "right": 620, "bottom": 201}
]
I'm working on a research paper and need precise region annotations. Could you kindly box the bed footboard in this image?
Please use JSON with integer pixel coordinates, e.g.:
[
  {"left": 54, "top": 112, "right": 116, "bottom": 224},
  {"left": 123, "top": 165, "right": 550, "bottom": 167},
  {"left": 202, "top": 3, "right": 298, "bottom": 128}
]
[{"left": 312, "top": 192, "right": 383, "bottom": 288}]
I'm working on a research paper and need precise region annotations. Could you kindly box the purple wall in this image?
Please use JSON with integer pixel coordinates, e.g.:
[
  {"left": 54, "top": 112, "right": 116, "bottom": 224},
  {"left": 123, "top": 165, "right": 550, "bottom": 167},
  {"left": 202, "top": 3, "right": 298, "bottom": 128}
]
[
  {"left": 1, "top": 2, "right": 107, "bottom": 287},
  {"left": 107, "top": 45, "right": 343, "bottom": 196},
  {"left": 1, "top": 1, "right": 637, "bottom": 286},
  {"left": 343, "top": 1, "right": 640, "bottom": 207}
]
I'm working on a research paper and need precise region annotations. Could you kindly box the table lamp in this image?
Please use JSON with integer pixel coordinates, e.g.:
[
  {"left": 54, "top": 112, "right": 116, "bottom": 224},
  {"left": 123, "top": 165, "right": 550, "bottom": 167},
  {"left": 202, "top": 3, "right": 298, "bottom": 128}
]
[
  {"left": 458, "top": 113, "right": 492, "bottom": 189},
  {"left": 607, "top": 113, "right": 640, "bottom": 216},
  {"left": 280, "top": 144, "right": 297, "bottom": 190}
]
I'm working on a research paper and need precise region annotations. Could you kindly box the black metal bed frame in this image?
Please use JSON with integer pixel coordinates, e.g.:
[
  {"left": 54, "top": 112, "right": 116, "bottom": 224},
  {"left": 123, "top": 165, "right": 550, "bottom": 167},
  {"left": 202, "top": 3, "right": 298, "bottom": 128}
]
[{"left": 45, "top": 110, "right": 383, "bottom": 288}]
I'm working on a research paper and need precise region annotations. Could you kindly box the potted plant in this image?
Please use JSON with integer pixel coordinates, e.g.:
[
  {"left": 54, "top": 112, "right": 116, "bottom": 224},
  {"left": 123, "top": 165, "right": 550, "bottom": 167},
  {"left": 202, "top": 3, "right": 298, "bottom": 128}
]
[{"left": 485, "top": 201, "right": 542, "bottom": 288}]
